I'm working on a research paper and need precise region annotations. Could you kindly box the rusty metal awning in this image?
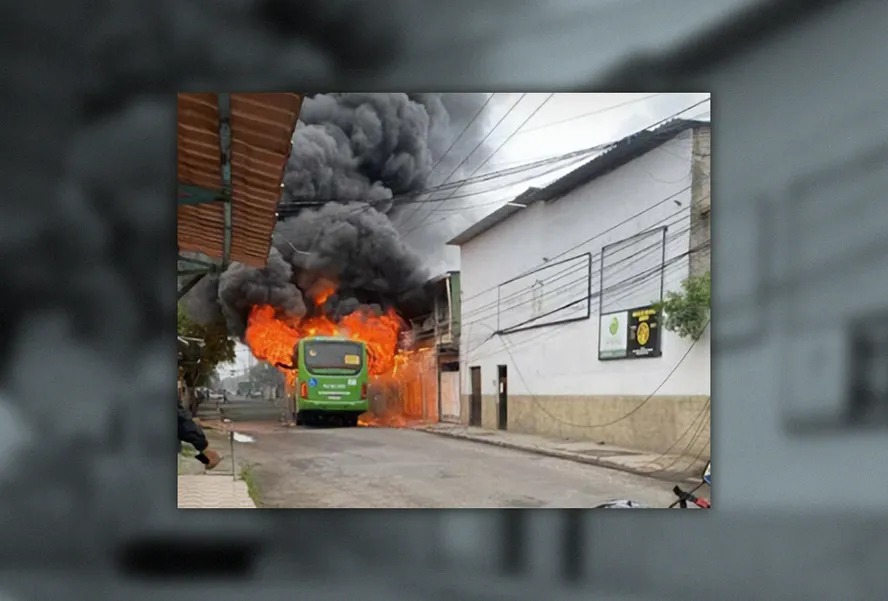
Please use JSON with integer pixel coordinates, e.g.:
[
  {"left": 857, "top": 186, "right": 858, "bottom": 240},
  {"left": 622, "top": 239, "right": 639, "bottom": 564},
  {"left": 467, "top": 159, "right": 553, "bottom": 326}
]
[{"left": 177, "top": 93, "right": 302, "bottom": 298}]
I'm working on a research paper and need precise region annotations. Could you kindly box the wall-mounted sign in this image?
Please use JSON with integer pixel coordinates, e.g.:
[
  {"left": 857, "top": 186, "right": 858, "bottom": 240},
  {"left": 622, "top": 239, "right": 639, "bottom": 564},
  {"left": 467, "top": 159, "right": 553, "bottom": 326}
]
[
  {"left": 599, "top": 311, "right": 628, "bottom": 359},
  {"left": 627, "top": 305, "right": 662, "bottom": 358},
  {"left": 599, "top": 304, "right": 662, "bottom": 360}
]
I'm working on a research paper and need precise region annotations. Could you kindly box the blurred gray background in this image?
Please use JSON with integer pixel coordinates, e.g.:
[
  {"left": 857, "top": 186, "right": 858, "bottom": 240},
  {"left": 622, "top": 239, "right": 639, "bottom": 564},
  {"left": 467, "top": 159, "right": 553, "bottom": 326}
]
[{"left": 1, "top": 0, "right": 887, "bottom": 599}]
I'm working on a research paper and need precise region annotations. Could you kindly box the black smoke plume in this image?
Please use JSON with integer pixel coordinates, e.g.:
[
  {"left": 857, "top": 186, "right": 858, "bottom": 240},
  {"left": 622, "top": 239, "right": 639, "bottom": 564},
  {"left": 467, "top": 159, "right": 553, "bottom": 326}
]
[
  {"left": 281, "top": 93, "right": 485, "bottom": 212},
  {"left": 185, "top": 93, "right": 488, "bottom": 340}
]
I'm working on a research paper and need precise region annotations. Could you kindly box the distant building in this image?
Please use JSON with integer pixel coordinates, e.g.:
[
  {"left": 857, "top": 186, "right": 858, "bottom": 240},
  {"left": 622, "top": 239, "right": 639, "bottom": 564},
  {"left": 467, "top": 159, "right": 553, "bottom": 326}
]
[
  {"left": 389, "top": 271, "right": 462, "bottom": 423},
  {"left": 448, "top": 119, "right": 711, "bottom": 454}
]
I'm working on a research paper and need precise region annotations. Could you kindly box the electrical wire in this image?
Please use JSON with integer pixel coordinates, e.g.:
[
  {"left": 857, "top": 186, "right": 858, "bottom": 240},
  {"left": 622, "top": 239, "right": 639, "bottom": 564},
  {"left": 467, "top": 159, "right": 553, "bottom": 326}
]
[
  {"left": 275, "top": 96, "right": 710, "bottom": 221},
  {"left": 463, "top": 242, "right": 708, "bottom": 342},
  {"left": 459, "top": 211, "right": 708, "bottom": 328},
  {"left": 429, "top": 94, "right": 497, "bottom": 179},
  {"left": 400, "top": 93, "right": 530, "bottom": 232},
  {"left": 404, "top": 94, "right": 556, "bottom": 234},
  {"left": 634, "top": 398, "right": 711, "bottom": 474},
  {"left": 461, "top": 228, "right": 708, "bottom": 359},
  {"left": 502, "top": 241, "right": 709, "bottom": 337},
  {"left": 496, "top": 318, "right": 710, "bottom": 430},
  {"left": 396, "top": 93, "right": 497, "bottom": 227},
  {"left": 464, "top": 244, "right": 709, "bottom": 364},
  {"left": 515, "top": 94, "right": 663, "bottom": 135},
  {"left": 460, "top": 210, "right": 691, "bottom": 322},
  {"left": 274, "top": 121, "right": 702, "bottom": 229},
  {"left": 457, "top": 98, "right": 710, "bottom": 301},
  {"left": 459, "top": 184, "right": 695, "bottom": 305},
  {"left": 460, "top": 220, "right": 685, "bottom": 326},
  {"left": 460, "top": 228, "right": 709, "bottom": 349},
  {"left": 276, "top": 142, "right": 602, "bottom": 219},
  {"left": 463, "top": 240, "right": 710, "bottom": 367}
]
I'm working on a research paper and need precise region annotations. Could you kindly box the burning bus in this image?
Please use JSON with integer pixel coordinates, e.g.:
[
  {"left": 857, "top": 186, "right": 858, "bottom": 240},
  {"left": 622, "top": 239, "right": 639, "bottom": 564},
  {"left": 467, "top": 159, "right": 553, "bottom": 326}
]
[
  {"left": 276, "top": 335, "right": 369, "bottom": 427},
  {"left": 245, "top": 300, "right": 407, "bottom": 427}
]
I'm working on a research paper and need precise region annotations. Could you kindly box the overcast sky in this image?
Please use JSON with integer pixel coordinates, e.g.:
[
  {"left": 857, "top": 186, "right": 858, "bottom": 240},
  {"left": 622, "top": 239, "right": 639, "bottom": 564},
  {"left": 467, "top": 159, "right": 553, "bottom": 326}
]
[
  {"left": 221, "top": 92, "right": 711, "bottom": 376},
  {"left": 396, "top": 92, "right": 711, "bottom": 275}
]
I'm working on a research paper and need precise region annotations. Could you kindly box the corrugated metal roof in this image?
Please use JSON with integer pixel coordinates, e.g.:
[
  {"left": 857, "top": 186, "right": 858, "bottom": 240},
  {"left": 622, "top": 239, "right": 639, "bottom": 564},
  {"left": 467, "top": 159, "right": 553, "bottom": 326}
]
[
  {"left": 447, "top": 118, "right": 707, "bottom": 246},
  {"left": 177, "top": 93, "right": 303, "bottom": 268}
]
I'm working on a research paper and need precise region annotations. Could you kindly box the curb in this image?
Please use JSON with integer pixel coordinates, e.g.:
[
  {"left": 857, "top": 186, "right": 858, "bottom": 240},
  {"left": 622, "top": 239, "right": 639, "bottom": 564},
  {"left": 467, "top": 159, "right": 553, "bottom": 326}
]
[{"left": 419, "top": 427, "right": 702, "bottom": 485}]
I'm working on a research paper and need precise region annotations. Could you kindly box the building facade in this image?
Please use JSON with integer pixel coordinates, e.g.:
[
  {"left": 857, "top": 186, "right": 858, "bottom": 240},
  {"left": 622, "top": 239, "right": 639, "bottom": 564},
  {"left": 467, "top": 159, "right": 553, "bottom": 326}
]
[
  {"left": 449, "top": 120, "right": 711, "bottom": 454},
  {"left": 402, "top": 271, "right": 462, "bottom": 423}
]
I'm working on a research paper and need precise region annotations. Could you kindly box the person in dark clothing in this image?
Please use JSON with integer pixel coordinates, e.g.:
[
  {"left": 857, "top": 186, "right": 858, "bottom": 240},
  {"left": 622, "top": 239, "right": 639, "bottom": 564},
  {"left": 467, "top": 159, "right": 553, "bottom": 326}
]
[{"left": 178, "top": 397, "right": 221, "bottom": 469}]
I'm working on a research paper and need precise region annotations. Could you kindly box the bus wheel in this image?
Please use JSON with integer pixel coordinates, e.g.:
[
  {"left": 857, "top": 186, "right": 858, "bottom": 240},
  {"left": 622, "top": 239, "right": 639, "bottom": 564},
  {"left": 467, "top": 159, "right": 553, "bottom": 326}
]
[{"left": 345, "top": 414, "right": 359, "bottom": 428}]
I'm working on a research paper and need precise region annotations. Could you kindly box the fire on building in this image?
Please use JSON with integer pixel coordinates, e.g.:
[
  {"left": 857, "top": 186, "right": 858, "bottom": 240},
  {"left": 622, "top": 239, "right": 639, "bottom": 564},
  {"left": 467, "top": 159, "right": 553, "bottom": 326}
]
[
  {"left": 180, "top": 93, "right": 474, "bottom": 429},
  {"left": 234, "top": 271, "right": 457, "bottom": 427}
]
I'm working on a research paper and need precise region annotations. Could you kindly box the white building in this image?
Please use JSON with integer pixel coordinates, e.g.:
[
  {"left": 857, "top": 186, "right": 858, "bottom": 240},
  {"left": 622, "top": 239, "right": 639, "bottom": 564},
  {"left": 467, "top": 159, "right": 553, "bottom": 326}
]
[{"left": 448, "top": 119, "right": 711, "bottom": 454}]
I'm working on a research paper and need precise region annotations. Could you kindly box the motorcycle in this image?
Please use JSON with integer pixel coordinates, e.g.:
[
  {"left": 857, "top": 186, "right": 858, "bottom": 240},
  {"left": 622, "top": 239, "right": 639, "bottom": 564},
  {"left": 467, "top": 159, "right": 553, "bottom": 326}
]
[{"left": 594, "top": 460, "right": 711, "bottom": 509}]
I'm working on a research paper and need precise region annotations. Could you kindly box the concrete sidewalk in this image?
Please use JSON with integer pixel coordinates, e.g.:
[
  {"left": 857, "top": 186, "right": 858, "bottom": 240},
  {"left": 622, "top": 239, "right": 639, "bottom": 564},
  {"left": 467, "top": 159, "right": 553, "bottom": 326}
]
[
  {"left": 177, "top": 438, "right": 257, "bottom": 509},
  {"left": 177, "top": 475, "right": 256, "bottom": 509},
  {"left": 417, "top": 423, "right": 708, "bottom": 485}
]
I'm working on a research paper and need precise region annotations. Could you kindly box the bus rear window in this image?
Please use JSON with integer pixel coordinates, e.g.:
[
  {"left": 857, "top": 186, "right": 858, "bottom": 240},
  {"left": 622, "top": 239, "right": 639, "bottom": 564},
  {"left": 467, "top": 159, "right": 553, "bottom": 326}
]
[{"left": 303, "top": 340, "right": 364, "bottom": 373}]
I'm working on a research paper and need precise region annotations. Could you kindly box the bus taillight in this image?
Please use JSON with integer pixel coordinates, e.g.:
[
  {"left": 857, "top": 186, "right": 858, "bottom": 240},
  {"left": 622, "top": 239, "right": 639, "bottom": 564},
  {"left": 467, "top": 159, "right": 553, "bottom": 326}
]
[
  {"left": 361, "top": 382, "right": 367, "bottom": 399},
  {"left": 300, "top": 381, "right": 308, "bottom": 399}
]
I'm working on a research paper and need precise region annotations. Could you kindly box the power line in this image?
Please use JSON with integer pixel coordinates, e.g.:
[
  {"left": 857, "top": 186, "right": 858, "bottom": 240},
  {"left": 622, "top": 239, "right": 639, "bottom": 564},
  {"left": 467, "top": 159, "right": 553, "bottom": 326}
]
[
  {"left": 429, "top": 94, "right": 497, "bottom": 179},
  {"left": 457, "top": 97, "right": 710, "bottom": 298},
  {"left": 404, "top": 94, "right": 557, "bottom": 235},
  {"left": 497, "top": 318, "right": 710, "bottom": 430},
  {"left": 276, "top": 137, "right": 600, "bottom": 219},
  {"left": 462, "top": 238, "right": 710, "bottom": 354},
  {"left": 457, "top": 186, "right": 692, "bottom": 305},
  {"left": 461, "top": 200, "right": 697, "bottom": 319},
  {"left": 460, "top": 229, "right": 710, "bottom": 361},
  {"left": 472, "top": 238, "right": 710, "bottom": 337},
  {"left": 275, "top": 112, "right": 705, "bottom": 221},
  {"left": 407, "top": 136, "right": 696, "bottom": 238},
  {"left": 462, "top": 241, "right": 704, "bottom": 360},
  {"left": 424, "top": 214, "right": 702, "bottom": 342},
  {"left": 461, "top": 229, "right": 704, "bottom": 335},
  {"left": 460, "top": 187, "right": 701, "bottom": 309},
  {"left": 396, "top": 93, "right": 497, "bottom": 227},
  {"left": 515, "top": 93, "right": 663, "bottom": 135},
  {"left": 395, "top": 150, "right": 600, "bottom": 234},
  {"left": 637, "top": 399, "right": 711, "bottom": 476},
  {"left": 466, "top": 256, "right": 700, "bottom": 360},
  {"left": 400, "top": 93, "right": 530, "bottom": 232}
]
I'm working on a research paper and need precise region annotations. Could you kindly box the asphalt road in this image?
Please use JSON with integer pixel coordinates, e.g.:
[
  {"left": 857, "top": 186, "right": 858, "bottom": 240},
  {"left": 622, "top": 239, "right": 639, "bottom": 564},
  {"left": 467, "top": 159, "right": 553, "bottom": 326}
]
[{"left": 201, "top": 422, "right": 678, "bottom": 508}]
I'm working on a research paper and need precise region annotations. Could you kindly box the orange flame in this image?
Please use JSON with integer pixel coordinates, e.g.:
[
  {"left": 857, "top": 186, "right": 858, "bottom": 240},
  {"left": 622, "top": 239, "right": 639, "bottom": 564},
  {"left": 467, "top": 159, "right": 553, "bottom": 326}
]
[
  {"left": 244, "top": 299, "right": 408, "bottom": 387},
  {"left": 314, "top": 286, "right": 334, "bottom": 307}
]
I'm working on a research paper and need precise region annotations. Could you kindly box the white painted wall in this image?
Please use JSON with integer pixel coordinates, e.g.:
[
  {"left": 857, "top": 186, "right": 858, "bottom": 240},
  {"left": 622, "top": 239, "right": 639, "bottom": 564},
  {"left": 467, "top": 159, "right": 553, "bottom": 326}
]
[
  {"left": 439, "top": 371, "right": 460, "bottom": 422},
  {"left": 690, "top": 0, "right": 888, "bottom": 510},
  {"left": 458, "top": 131, "right": 710, "bottom": 398}
]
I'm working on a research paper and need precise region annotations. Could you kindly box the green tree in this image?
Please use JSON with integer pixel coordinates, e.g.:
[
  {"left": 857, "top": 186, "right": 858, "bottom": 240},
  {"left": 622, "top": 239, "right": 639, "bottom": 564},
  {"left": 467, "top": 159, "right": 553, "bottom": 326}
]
[
  {"left": 653, "top": 271, "right": 711, "bottom": 340},
  {"left": 177, "top": 303, "right": 236, "bottom": 388}
]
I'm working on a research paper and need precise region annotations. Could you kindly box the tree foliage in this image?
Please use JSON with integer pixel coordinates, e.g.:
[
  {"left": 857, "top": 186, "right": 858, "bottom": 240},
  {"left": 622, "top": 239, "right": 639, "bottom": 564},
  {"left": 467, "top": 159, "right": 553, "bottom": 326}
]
[
  {"left": 653, "top": 271, "right": 711, "bottom": 340},
  {"left": 177, "top": 303, "right": 236, "bottom": 387}
]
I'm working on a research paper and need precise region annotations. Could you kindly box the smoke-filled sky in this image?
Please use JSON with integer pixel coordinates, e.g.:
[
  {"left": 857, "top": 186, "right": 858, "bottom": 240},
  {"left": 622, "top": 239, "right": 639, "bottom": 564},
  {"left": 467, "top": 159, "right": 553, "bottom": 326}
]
[
  {"left": 216, "top": 92, "right": 711, "bottom": 375},
  {"left": 393, "top": 92, "right": 711, "bottom": 274}
]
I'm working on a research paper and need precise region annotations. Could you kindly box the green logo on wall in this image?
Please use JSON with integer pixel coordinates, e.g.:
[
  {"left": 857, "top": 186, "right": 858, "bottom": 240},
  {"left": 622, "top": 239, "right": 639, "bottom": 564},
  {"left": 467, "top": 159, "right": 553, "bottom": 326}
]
[{"left": 609, "top": 316, "right": 619, "bottom": 335}]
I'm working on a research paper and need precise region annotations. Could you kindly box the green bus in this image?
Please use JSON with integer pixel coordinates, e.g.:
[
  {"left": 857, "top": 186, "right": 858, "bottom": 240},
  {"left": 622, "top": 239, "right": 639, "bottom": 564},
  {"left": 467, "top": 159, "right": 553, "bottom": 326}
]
[{"left": 282, "top": 336, "right": 369, "bottom": 427}]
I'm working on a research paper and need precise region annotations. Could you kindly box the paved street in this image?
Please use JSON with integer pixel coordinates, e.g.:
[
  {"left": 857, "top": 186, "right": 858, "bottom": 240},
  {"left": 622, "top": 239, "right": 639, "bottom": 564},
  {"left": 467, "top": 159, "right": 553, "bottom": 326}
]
[{"left": 201, "top": 423, "right": 678, "bottom": 508}]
